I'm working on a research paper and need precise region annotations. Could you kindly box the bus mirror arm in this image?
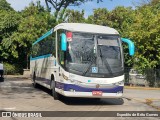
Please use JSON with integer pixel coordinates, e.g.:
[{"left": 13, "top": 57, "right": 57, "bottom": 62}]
[{"left": 121, "top": 38, "right": 135, "bottom": 56}]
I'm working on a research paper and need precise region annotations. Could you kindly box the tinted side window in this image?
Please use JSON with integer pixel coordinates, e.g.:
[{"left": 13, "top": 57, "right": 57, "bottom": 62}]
[{"left": 32, "top": 33, "right": 55, "bottom": 58}]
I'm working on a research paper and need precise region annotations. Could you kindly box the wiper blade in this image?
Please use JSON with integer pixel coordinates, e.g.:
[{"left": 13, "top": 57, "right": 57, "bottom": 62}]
[
  {"left": 82, "top": 35, "right": 97, "bottom": 76},
  {"left": 82, "top": 55, "right": 96, "bottom": 76},
  {"left": 98, "top": 45, "right": 113, "bottom": 75}
]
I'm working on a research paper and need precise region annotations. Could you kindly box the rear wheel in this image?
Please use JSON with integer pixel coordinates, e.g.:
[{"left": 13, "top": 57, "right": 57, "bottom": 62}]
[{"left": 51, "top": 78, "right": 59, "bottom": 100}]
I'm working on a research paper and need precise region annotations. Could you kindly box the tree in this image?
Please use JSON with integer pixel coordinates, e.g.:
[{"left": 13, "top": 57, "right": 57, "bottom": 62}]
[
  {"left": 45, "top": 0, "right": 103, "bottom": 19},
  {"left": 17, "top": 3, "right": 56, "bottom": 69},
  {"left": 150, "top": 0, "right": 160, "bottom": 5},
  {"left": 127, "top": 2, "right": 160, "bottom": 70},
  {"left": 0, "top": 10, "right": 21, "bottom": 59},
  {"left": 132, "top": 0, "right": 160, "bottom": 7},
  {"left": 86, "top": 8, "right": 110, "bottom": 25},
  {"left": 0, "top": 0, "right": 20, "bottom": 61},
  {"left": 61, "top": 9, "right": 85, "bottom": 23},
  {"left": 1, "top": 2, "right": 56, "bottom": 69},
  {"left": 0, "top": 0, "right": 14, "bottom": 11},
  {"left": 86, "top": 7, "right": 134, "bottom": 32}
]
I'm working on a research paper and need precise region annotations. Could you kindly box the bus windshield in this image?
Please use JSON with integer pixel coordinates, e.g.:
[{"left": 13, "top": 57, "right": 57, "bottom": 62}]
[{"left": 65, "top": 32, "right": 124, "bottom": 78}]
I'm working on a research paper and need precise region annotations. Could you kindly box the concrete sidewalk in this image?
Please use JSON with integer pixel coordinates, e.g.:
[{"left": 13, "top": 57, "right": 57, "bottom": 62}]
[
  {"left": 3, "top": 75, "right": 31, "bottom": 80},
  {"left": 125, "top": 86, "right": 160, "bottom": 90}
]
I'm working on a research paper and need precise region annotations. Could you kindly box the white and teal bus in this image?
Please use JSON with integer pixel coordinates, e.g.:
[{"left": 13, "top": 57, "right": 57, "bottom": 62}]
[{"left": 30, "top": 23, "right": 134, "bottom": 100}]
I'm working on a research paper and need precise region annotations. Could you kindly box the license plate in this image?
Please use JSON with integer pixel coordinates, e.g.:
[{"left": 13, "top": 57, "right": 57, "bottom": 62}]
[{"left": 92, "top": 91, "right": 102, "bottom": 96}]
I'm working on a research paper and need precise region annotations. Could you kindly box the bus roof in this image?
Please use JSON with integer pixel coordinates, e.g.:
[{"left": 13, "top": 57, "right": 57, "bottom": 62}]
[{"left": 54, "top": 23, "right": 119, "bottom": 35}]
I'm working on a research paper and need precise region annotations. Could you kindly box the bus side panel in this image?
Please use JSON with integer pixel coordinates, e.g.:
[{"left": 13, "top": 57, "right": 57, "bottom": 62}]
[{"left": 30, "top": 55, "right": 56, "bottom": 89}]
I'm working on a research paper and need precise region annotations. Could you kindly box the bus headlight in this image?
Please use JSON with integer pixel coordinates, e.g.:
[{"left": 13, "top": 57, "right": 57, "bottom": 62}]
[
  {"left": 113, "top": 80, "right": 124, "bottom": 86},
  {"left": 68, "top": 79, "right": 82, "bottom": 85},
  {"left": 62, "top": 73, "right": 68, "bottom": 80}
]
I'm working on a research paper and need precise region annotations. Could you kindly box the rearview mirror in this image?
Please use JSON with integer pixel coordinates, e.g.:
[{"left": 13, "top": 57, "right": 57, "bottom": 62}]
[
  {"left": 121, "top": 38, "right": 135, "bottom": 56},
  {"left": 61, "top": 33, "right": 67, "bottom": 51}
]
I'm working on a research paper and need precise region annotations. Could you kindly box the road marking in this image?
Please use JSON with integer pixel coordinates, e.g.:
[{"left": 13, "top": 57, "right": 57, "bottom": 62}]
[
  {"left": 0, "top": 86, "right": 32, "bottom": 89},
  {"left": 145, "top": 98, "right": 160, "bottom": 101},
  {"left": 2, "top": 107, "right": 16, "bottom": 110},
  {"left": 124, "top": 86, "right": 160, "bottom": 90}
]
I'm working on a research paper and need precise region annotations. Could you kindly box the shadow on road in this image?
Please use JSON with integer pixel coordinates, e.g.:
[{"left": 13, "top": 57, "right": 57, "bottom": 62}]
[
  {"left": 0, "top": 77, "right": 4, "bottom": 82},
  {"left": 0, "top": 81, "right": 51, "bottom": 99},
  {"left": 59, "top": 96, "right": 124, "bottom": 106}
]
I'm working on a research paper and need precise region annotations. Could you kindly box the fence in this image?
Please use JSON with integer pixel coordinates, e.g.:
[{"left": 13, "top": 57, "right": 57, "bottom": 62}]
[{"left": 124, "top": 68, "right": 160, "bottom": 88}]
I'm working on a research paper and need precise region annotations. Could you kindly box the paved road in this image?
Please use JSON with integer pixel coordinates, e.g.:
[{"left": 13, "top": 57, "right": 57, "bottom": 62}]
[{"left": 0, "top": 76, "right": 160, "bottom": 120}]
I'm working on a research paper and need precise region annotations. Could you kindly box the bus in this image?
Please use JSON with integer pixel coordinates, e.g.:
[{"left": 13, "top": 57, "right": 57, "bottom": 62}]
[{"left": 30, "top": 23, "right": 134, "bottom": 100}]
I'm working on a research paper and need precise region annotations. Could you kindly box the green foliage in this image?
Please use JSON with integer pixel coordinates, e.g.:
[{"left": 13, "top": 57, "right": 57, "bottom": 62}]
[
  {"left": 0, "top": 0, "right": 21, "bottom": 60},
  {"left": 86, "top": 8, "right": 109, "bottom": 25},
  {"left": 0, "top": 0, "right": 14, "bottom": 11},
  {"left": 128, "top": 3, "right": 160, "bottom": 70},
  {"left": 3, "top": 63, "right": 22, "bottom": 75},
  {"left": 45, "top": 0, "right": 101, "bottom": 19},
  {"left": 0, "top": 10, "right": 21, "bottom": 59},
  {"left": 144, "top": 69, "right": 156, "bottom": 87},
  {"left": 4, "top": 63, "right": 15, "bottom": 74},
  {"left": 1, "top": 2, "right": 56, "bottom": 69},
  {"left": 62, "top": 9, "right": 85, "bottom": 23}
]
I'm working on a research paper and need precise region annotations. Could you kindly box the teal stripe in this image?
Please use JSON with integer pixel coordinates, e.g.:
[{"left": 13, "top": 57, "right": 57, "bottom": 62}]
[
  {"left": 30, "top": 54, "right": 52, "bottom": 60},
  {"left": 32, "top": 28, "right": 53, "bottom": 45}
]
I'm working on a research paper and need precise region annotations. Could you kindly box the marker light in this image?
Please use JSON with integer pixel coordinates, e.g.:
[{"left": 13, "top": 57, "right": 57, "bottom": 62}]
[{"left": 66, "top": 32, "right": 72, "bottom": 41}]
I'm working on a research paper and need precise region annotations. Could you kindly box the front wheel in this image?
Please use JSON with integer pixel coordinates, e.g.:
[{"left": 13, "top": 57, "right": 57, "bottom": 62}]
[{"left": 51, "top": 80, "right": 59, "bottom": 100}]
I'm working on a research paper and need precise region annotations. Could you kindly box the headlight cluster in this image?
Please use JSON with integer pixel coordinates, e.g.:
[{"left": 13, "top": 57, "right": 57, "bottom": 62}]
[
  {"left": 113, "top": 80, "right": 124, "bottom": 86},
  {"left": 62, "top": 73, "right": 68, "bottom": 80},
  {"left": 62, "top": 74, "right": 82, "bottom": 84},
  {"left": 71, "top": 80, "right": 82, "bottom": 85}
]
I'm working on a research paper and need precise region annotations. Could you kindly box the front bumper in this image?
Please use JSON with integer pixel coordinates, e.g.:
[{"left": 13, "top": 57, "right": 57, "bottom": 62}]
[
  {"left": 55, "top": 82, "right": 123, "bottom": 98},
  {"left": 55, "top": 88, "right": 123, "bottom": 98}
]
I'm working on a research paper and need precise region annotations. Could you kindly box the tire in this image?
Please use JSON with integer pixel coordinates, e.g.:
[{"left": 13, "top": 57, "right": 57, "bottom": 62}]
[
  {"left": 33, "top": 72, "right": 38, "bottom": 88},
  {"left": 51, "top": 78, "right": 59, "bottom": 100},
  {"left": 94, "top": 98, "right": 101, "bottom": 101},
  {"left": 0, "top": 77, "right": 4, "bottom": 82}
]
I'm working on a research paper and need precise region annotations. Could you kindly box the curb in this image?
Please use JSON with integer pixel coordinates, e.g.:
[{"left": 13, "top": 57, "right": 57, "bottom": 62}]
[
  {"left": 123, "top": 97, "right": 160, "bottom": 111},
  {"left": 3, "top": 75, "right": 31, "bottom": 81},
  {"left": 124, "top": 86, "right": 160, "bottom": 90}
]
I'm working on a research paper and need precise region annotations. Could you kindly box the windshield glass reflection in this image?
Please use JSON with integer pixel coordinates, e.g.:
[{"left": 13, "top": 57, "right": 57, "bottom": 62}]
[{"left": 65, "top": 32, "right": 123, "bottom": 78}]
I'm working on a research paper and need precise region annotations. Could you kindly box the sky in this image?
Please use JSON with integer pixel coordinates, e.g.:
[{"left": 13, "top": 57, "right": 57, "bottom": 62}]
[{"left": 6, "top": 0, "right": 140, "bottom": 17}]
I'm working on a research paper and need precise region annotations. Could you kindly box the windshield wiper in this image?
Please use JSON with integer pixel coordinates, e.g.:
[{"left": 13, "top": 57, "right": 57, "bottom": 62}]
[
  {"left": 82, "top": 55, "right": 96, "bottom": 76},
  {"left": 82, "top": 36, "right": 97, "bottom": 76},
  {"left": 98, "top": 45, "right": 113, "bottom": 75}
]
